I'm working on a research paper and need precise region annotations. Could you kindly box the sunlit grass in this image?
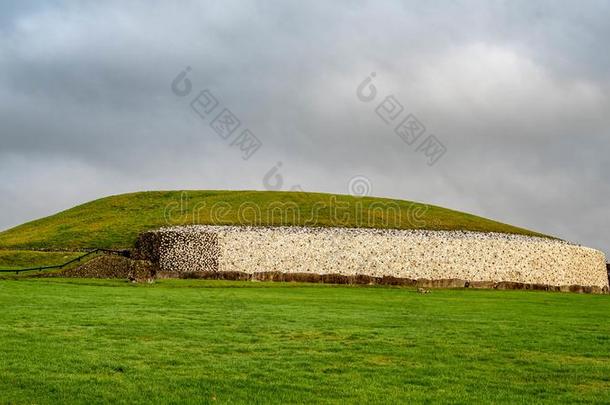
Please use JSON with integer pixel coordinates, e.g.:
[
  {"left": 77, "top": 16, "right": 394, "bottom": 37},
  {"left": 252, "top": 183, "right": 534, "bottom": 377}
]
[{"left": 0, "top": 279, "right": 608, "bottom": 404}]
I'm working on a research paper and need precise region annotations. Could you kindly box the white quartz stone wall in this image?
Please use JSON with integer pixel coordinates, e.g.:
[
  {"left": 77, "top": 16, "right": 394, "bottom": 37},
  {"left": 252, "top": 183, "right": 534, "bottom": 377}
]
[{"left": 147, "top": 225, "right": 609, "bottom": 289}]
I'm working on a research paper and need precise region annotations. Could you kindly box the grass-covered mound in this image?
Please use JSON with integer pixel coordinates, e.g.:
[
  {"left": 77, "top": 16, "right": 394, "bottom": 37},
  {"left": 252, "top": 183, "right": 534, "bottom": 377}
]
[{"left": 0, "top": 190, "right": 548, "bottom": 251}]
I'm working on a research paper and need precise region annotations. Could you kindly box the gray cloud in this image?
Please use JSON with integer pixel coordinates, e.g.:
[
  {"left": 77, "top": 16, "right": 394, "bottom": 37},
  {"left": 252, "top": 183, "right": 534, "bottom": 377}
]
[{"left": 0, "top": 0, "right": 608, "bottom": 254}]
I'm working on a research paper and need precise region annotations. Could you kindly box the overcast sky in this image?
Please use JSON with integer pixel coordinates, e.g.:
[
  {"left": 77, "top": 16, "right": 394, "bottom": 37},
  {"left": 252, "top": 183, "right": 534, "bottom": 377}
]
[{"left": 1, "top": 0, "right": 609, "bottom": 254}]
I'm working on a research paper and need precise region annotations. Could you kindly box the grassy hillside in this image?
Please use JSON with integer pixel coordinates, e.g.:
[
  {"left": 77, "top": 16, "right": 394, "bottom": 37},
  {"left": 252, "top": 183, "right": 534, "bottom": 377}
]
[
  {"left": 0, "top": 190, "right": 549, "bottom": 251},
  {"left": 0, "top": 279, "right": 609, "bottom": 403},
  {"left": 0, "top": 250, "right": 82, "bottom": 270}
]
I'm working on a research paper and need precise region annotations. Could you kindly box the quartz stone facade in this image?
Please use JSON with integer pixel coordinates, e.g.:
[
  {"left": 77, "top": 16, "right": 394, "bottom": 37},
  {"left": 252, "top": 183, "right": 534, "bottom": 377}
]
[{"left": 136, "top": 225, "right": 609, "bottom": 290}]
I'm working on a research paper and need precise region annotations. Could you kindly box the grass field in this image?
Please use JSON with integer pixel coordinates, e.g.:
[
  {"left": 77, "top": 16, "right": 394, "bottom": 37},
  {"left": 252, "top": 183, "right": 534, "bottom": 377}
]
[
  {"left": 1, "top": 279, "right": 608, "bottom": 404},
  {"left": 0, "top": 190, "right": 549, "bottom": 251}
]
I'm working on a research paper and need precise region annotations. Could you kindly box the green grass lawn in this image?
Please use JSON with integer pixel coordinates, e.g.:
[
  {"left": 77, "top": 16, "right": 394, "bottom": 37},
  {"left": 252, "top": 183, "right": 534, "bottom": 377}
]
[
  {"left": 0, "top": 190, "right": 549, "bottom": 251},
  {"left": 0, "top": 279, "right": 608, "bottom": 404}
]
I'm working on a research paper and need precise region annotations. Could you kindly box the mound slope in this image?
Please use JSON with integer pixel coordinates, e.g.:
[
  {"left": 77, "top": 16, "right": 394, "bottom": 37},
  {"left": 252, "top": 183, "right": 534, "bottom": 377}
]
[{"left": 0, "top": 190, "right": 549, "bottom": 250}]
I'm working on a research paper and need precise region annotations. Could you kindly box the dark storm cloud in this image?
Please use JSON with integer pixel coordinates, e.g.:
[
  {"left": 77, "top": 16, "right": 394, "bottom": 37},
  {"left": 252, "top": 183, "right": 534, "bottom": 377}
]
[{"left": 0, "top": 0, "right": 608, "bottom": 254}]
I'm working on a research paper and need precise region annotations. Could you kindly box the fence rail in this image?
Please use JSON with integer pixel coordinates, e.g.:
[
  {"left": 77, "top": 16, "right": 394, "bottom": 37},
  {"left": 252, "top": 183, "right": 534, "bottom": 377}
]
[{"left": 0, "top": 249, "right": 130, "bottom": 274}]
